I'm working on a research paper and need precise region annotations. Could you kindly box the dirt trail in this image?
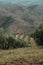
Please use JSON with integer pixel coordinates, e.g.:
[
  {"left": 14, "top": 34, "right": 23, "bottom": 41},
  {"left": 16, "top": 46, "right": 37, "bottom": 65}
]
[{"left": 30, "top": 38, "right": 37, "bottom": 47}]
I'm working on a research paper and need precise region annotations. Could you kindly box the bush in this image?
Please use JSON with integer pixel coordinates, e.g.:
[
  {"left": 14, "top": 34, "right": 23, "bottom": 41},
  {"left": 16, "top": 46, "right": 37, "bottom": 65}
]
[
  {"left": 33, "top": 24, "right": 43, "bottom": 45},
  {"left": 7, "top": 36, "right": 29, "bottom": 49},
  {"left": 0, "top": 28, "right": 29, "bottom": 49}
]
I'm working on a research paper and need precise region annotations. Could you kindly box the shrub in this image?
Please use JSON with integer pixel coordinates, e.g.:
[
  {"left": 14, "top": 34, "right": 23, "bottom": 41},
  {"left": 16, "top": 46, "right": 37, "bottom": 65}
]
[
  {"left": 0, "top": 28, "right": 29, "bottom": 49},
  {"left": 33, "top": 24, "right": 43, "bottom": 45}
]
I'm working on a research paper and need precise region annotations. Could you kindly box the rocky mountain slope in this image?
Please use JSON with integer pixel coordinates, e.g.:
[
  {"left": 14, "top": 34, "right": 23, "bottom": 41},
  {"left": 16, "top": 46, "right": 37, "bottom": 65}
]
[{"left": 0, "top": 4, "right": 43, "bottom": 34}]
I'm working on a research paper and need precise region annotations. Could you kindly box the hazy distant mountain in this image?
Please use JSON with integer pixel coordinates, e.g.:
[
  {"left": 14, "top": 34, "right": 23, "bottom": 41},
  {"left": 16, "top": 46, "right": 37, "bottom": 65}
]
[
  {"left": 0, "top": 4, "right": 43, "bottom": 34},
  {"left": 0, "top": 0, "right": 43, "bottom": 5},
  {"left": 0, "top": 0, "right": 43, "bottom": 34}
]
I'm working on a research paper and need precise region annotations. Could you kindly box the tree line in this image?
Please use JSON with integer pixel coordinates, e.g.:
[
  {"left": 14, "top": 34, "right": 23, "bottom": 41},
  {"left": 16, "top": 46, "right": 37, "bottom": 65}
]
[{"left": 0, "top": 28, "right": 29, "bottom": 49}]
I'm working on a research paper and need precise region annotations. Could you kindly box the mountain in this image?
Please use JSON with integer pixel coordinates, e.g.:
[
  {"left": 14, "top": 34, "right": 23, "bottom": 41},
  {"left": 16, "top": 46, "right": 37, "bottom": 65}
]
[{"left": 0, "top": 4, "right": 43, "bottom": 34}]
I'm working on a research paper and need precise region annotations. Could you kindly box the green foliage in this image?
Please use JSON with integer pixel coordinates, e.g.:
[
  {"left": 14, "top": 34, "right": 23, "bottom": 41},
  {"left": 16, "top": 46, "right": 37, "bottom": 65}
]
[
  {"left": 1, "top": 16, "right": 14, "bottom": 30},
  {"left": 33, "top": 24, "right": 43, "bottom": 45},
  {"left": 0, "top": 28, "right": 29, "bottom": 50}
]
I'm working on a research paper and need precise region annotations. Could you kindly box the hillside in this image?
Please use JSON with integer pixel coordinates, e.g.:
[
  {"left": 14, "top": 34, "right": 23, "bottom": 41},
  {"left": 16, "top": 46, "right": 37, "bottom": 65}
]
[
  {"left": 0, "top": 48, "right": 43, "bottom": 65},
  {"left": 0, "top": 4, "right": 43, "bottom": 33}
]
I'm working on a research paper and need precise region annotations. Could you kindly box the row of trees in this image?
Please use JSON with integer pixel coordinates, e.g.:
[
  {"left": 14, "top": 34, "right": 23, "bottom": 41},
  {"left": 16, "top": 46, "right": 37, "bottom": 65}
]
[
  {"left": 0, "top": 28, "right": 29, "bottom": 49},
  {"left": 0, "top": 23, "right": 42, "bottom": 49}
]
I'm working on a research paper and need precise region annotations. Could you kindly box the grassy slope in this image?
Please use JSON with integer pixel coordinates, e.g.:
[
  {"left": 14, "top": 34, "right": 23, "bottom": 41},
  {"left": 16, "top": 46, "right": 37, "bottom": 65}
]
[
  {"left": 0, "top": 38, "right": 43, "bottom": 65},
  {"left": 0, "top": 48, "right": 43, "bottom": 64}
]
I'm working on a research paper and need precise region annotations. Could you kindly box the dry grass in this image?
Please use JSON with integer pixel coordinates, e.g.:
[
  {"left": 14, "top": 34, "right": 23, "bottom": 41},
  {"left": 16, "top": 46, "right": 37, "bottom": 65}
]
[{"left": 0, "top": 47, "right": 43, "bottom": 64}]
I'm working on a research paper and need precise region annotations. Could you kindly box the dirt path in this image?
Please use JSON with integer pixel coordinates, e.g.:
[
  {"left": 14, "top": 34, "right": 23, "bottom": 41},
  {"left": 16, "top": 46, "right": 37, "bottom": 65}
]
[{"left": 30, "top": 38, "right": 37, "bottom": 47}]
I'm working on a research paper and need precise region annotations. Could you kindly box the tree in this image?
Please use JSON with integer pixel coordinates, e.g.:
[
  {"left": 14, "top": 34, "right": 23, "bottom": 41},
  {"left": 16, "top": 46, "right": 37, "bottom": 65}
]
[
  {"left": 0, "top": 28, "right": 29, "bottom": 49},
  {"left": 34, "top": 24, "right": 43, "bottom": 45}
]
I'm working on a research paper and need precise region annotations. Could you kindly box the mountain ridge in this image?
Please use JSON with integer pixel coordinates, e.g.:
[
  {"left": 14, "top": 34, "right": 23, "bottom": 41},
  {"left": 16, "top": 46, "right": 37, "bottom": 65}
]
[{"left": 0, "top": 4, "right": 43, "bottom": 34}]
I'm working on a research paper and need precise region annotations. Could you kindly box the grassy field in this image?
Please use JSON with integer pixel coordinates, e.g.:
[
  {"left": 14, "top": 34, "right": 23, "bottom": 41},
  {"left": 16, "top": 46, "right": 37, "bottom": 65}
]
[
  {"left": 0, "top": 38, "right": 43, "bottom": 65},
  {"left": 0, "top": 48, "right": 43, "bottom": 65}
]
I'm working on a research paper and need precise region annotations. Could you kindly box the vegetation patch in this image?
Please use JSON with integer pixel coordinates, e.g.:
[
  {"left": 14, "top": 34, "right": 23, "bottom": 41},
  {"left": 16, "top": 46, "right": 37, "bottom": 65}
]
[
  {"left": 30, "top": 23, "right": 43, "bottom": 46},
  {"left": 0, "top": 28, "right": 31, "bottom": 50}
]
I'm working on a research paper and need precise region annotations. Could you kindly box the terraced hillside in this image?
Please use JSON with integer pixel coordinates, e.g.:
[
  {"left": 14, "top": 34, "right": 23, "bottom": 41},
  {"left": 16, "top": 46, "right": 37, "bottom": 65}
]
[
  {"left": 14, "top": 33, "right": 30, "bottom": 43},
  {"left": 14, "top": 33, "right": 37, "bottom": 47}
]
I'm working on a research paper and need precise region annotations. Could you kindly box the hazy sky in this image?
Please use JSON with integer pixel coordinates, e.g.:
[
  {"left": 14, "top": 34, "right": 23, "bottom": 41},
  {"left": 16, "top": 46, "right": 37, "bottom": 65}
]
[{"left": 0, "top": 0, "right": 43, "bottom": 5}]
